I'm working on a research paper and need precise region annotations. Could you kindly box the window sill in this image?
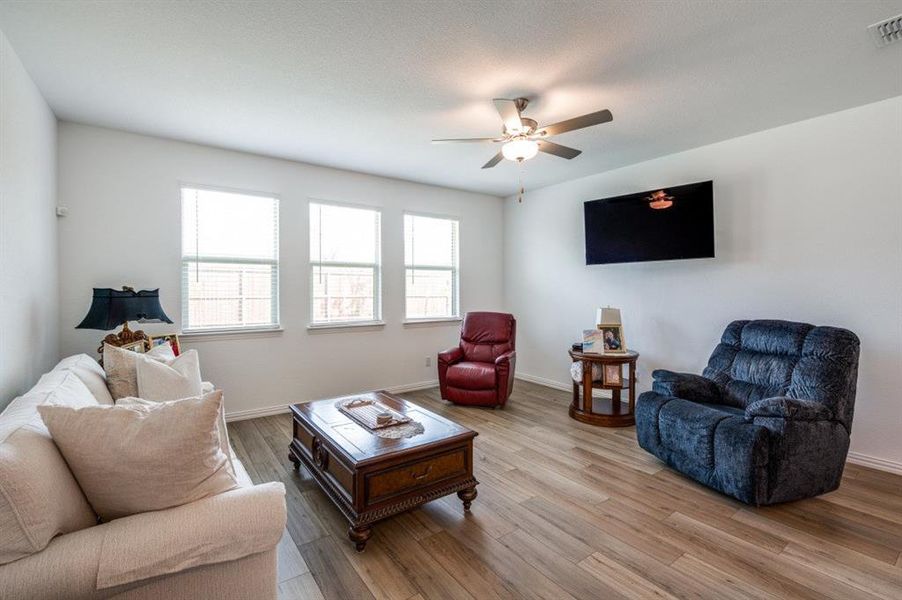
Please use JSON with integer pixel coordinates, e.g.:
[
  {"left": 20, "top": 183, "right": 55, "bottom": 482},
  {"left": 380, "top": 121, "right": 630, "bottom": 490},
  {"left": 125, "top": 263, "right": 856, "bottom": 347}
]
[
  {"left": 180, "top": 326, "right": 284, "bottom": 342},
  {"left": 306, "top": 320, "right": 386, "bottom": 332},
  {"left": 402, "top": 317, "right": 462, "bottom": 327}
]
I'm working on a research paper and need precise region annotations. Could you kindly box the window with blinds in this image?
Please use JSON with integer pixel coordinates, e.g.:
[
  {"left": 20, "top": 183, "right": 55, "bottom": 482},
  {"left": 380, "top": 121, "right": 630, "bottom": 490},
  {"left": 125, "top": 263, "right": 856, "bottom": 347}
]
[
  {"left": 404, "top": 213, "right": 459, "bottom": 319},
  {"left": 181, "top": 186, "right": 279, "bottom": 332},
  {"left": 309, "top": 202, "right": 382, "bottom": 325}
]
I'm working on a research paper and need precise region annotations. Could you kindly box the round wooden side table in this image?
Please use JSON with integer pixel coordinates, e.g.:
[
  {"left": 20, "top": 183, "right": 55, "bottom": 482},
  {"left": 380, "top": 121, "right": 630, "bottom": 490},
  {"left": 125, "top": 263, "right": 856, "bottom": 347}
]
[{"left": 568, "top": 349, "right": 639, "bottom": 427}]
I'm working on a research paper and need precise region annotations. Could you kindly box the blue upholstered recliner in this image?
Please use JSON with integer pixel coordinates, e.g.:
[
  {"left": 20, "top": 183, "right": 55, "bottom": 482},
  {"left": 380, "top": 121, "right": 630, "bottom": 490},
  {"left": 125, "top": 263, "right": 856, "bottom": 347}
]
[{"left": 636, "top": 320, "right": 860, "bottom": 505}]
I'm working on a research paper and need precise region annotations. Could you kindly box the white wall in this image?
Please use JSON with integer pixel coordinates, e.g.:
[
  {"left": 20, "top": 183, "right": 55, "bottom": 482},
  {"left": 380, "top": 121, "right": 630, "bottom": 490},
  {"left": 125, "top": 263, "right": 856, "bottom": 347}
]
[
  {"left": 57, "top": 123, "right": 504, "bottom": 417},
  {"left": 504, "top": 97, "right": 902, "bottom": 469},
  {"left": 0, "top": 30, "right": 58, "bottom": 410}
]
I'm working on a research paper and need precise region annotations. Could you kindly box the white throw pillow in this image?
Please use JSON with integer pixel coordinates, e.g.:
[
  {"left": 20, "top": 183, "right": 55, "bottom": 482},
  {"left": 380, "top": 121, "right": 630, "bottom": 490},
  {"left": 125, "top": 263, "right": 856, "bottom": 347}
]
[
  {"left": 103, "top": 343, "right": 177, "bottom": 400},
  {"left": 136, "top": 349, "right": 202, "bottom": 401},
  {"left": 118, "top": 393, "right": 236, "bottom": 478},
  {"left": 37, "top": 391, "right": 238, "bottom": 521}
]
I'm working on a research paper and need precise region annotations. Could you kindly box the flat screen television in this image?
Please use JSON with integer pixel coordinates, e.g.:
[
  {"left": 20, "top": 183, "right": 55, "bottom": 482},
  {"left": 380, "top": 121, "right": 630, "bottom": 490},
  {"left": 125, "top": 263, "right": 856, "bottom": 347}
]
[{"left": 584, "top": 180, "right": 714, "bottom": 265}]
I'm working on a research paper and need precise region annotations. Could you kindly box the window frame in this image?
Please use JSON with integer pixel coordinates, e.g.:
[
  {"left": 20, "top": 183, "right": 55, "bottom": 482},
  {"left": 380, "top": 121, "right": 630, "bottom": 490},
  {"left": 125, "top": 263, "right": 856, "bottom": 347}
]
[
  {"left": 307, "top": 198, "right": 383, "bottom": 328},
  {"left": 179, "top": 183, "right": 281, "bottom": 334},
  {"left": 403, "top": 210, "right": 460, "bottom": 322}
]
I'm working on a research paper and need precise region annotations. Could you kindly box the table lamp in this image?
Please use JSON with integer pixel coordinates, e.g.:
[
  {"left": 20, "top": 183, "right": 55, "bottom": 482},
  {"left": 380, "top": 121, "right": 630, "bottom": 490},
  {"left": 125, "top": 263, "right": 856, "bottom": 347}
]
[
  {"left": 75, "top": 287, "right": 173, "bottom": 356},
  {"left": 596, "top": 306, "right": 622, "bottom": 326}
]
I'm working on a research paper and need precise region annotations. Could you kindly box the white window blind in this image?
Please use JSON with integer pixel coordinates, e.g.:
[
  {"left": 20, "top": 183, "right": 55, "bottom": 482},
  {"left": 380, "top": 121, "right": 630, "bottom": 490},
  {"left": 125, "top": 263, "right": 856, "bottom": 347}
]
[
  {"left": 309, "top": 202, "right": 382, "bottom": 324},
  {"left": 404, "top": 214, "right": 459, "bottom": 319},
  {"left": 181, "top": 187, "right": 279, "bottom": 331}
]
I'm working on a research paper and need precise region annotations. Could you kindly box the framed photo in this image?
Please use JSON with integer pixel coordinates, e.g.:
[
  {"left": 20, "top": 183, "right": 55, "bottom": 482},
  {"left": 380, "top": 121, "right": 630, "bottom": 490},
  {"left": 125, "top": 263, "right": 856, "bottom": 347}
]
[
  {"left": 603, "top": 364, "right": 622, "bottom": 386},
  {"left": 119, "top": 340, "right": 147, "bottom": 353},
  {"left": 149, "top": 334, "right": 181, "bottom": 356},
  {"left": 597, "top": 324, "right": 626, "bottom": 353},
  {"left": 582, "top": 329, "right": 605, "bottom": 354}
]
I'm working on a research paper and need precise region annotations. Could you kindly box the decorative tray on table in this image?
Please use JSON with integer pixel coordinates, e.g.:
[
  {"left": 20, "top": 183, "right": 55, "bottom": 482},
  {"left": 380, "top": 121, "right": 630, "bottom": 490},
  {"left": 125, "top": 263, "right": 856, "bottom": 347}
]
[{"left": 336, "top": 396, "right": 411, "bottom": 430}]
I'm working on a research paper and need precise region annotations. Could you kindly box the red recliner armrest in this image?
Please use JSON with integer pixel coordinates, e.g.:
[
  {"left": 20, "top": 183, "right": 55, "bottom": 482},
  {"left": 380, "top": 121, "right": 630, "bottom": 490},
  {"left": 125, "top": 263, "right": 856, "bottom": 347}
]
[
  {"left": 494, "top": 350, "right": 517, "bottom": 407},
  {"left": 438, "top": 346, "right": 464, "bottom": 366},
  {"left": 437, "top": 346, "right": 464, "bottom": 400}
]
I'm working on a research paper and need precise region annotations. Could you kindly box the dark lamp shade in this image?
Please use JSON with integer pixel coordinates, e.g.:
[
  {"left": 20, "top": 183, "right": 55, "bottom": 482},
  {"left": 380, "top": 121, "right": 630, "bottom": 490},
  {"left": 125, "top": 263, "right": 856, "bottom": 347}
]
[{"left": 75, "top": 288, "right": 174, "bottom": 331}]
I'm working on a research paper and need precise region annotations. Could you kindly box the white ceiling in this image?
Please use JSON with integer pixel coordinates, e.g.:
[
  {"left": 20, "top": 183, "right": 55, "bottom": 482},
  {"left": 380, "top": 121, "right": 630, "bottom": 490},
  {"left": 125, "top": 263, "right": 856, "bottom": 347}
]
[{"left": 1, "top": 1, "right": 900, "bottom": 196}]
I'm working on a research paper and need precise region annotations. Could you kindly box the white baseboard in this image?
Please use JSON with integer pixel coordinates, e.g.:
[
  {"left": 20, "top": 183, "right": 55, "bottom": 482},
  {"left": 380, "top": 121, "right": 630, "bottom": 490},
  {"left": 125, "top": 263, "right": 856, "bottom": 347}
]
[
  {"left": 516, "top": 372, "right": 614, "bottom": 399},
  {"left": 384, "top": 379, "right": 439, "bottom": 394},
  {"left": 224, "top": 380, "right": 439, "bottom": 423},
  {"left": 515, "top": 372, "right": 572, "bottom": 392},
  {"left": 846, "top": 452, "right": 902, "bottom": 476},
  {"left": 225, "top": 404, "right": 291, "bottom": 422}
]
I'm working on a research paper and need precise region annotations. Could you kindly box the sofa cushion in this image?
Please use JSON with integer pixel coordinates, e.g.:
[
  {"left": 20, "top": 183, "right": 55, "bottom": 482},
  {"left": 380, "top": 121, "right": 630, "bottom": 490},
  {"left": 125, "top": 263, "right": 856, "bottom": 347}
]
[
  {"left": 54, "top": 354, "right": 115, "bottom": 405},
  {"left": 703, "top": 320, "right": 860, "bottom": 424},
  {"left": 38, "top": 390, "right": 238, "bottom": 521},
  {"left": 102, "top": 343, "right": 176, "bottom": 400},
  {"left": 703, "top": 320, "right": 814, "bottom": 408},
  {"left": 0, "top": 481, "right": 285, "bottom": 599},
  {"left": 118, "top": 393, "right": 237, "bottom": 480},
  {"left": 441, "top": 387, "right": 498, "bottom": 406},
  {"left": 658, "top": 399, "right": 739, "bottom": 470},
  {"left": 136, "top": 349, "right": 203, "bottom": 401},
  {"left": 96, "top": 482, "right": 285, "bottom": 589},
  {"left": 0, "top": 372, "right": 98, "bottom": 565},
  {"left": 637, "top": 390, "right": 771, "bottom": 504},
  {"left": 446, "top": 362, "right": 496, "bottom": 390}
]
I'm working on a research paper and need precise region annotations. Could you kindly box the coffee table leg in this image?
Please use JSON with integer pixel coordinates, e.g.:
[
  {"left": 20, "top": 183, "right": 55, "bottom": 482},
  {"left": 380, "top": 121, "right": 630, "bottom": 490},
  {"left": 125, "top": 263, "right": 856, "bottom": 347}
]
[
  {"left": 457, "top": 487, "right": 478, "bottom": 511},
  {"left": 349, "top": 525, "right": 372, "bottom": 552},
  {"left": 288, "top": 451, "right": 300, "bottom": 469}
]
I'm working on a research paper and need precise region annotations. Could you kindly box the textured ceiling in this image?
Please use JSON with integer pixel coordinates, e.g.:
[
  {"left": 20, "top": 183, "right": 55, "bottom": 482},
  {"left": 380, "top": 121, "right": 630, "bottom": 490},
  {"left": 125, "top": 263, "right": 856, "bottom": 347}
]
[{"left": 1, "top": 1, "right": 900, "bottom": 196}]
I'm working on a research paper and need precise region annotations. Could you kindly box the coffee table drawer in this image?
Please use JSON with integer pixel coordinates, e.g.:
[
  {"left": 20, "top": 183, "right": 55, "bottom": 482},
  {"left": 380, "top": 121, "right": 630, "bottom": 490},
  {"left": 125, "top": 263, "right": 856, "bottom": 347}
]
[
  {"left": 293, "top": 419, "right": 316, "bottom": 454},
  {"left": 365, "top": 448, "right": 467, "bottom": 504}
]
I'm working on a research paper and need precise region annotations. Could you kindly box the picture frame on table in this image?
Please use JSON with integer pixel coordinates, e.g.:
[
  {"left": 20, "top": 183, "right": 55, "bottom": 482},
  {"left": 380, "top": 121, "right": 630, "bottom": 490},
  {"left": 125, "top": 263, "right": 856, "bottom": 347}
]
[
  {"left": 149, "top": 334, "right": 181, "bottom": 356},
  {"left": 603, "top": 363, "right": 623, "bottom": 386},
  {"left": 598, "top": 324, "right": 626, "bottom": 354},
  {"left": 119, "top": 340, "right": 147, "bottom": 353}
]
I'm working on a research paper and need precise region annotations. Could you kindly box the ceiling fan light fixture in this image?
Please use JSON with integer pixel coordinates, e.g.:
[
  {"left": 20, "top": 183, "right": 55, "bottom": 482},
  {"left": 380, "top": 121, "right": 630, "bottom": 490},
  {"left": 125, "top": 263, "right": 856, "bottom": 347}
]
[
  {"left": 501, "top": 137, "right": 538, "bottom": 162},
  {"left": 647, "top": 190, "right": 674, "bottom": 210}
]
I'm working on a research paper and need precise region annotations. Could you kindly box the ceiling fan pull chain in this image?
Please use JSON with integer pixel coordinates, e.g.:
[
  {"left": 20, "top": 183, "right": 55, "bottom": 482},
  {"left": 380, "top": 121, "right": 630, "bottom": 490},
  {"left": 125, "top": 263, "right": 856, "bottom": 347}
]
[{"left": 518, "top": 162, "right": 525, "bottom": 203}]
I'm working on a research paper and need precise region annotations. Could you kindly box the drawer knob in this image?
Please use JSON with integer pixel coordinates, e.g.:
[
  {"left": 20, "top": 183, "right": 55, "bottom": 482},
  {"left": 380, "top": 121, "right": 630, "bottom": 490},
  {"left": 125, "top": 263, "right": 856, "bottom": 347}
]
[{"left": 312, "top": 439, "right": 329, "bottom": 470}]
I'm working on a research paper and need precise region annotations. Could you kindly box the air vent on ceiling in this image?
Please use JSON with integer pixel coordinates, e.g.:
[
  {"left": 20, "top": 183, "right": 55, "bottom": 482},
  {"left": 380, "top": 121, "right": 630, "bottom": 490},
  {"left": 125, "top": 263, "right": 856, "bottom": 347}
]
[{"left": 868, "top": 14, "right": 902, "bottom": 47}]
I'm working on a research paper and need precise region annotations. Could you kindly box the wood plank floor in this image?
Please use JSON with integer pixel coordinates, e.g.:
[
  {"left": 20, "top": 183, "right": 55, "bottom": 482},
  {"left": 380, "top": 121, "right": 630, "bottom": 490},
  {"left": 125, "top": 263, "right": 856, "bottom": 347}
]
[{"left": 228, "top": 381, "right": 902, "bottom": 600}]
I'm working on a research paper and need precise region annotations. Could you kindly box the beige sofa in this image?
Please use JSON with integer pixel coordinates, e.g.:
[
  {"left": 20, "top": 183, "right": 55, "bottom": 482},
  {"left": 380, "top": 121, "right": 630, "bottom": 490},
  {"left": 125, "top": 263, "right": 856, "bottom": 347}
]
[{"left": 0, "top": 354, "right": 287, "bottom": 599}]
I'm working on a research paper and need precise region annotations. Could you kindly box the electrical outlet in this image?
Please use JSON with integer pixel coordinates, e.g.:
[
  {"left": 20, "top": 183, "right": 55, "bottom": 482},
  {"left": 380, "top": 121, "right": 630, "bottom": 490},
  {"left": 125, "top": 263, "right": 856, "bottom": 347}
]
[{"left": 425, "top": 356, "right": 432, "bottom": 367}]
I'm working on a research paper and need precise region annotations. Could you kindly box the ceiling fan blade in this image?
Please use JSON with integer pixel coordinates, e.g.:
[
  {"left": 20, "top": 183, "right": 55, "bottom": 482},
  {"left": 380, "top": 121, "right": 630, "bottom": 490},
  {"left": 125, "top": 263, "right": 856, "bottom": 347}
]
[
  {"left": 538, "top": 109, "right": 612, "bottom": 137},
  {"left": 493, "top": 98, "right": 523, "bottom": 134},
  {"left": 481, "top": 152, "right": 504, "bottom": 169},
  {"left": 538, "top": 140, "right": 582, "bottom": 160},
  {"left": 431, "top": 137, "right": 499, "bottom": 144}
]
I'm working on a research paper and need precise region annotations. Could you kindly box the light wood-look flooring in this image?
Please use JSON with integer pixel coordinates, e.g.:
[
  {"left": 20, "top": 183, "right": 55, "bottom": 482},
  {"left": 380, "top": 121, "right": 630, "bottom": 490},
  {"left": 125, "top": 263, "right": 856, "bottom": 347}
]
[{"left": 228, "top": 381, "right": 902, "bottom": 600}]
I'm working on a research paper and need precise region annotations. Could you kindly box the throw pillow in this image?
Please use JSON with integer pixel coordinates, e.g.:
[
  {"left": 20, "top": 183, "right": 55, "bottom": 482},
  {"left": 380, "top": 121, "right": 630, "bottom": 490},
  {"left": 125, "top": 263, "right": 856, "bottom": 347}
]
[
  {"left": 135, "top": 349, "right": 202, "bottom": 401},
  {"left": 37, "top": 390, "right": 238, "bottom": 521},
  {"left": 102, "top": 343, "right": 177, "bottom": 400},
  {"left": 118, "top": 393, "right": 236, "bottom": 478}
]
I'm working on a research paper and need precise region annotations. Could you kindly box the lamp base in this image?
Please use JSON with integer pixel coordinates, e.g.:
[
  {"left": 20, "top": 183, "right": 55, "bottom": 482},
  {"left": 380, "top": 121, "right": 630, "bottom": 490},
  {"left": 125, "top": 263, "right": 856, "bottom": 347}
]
[{"left": 96, "top": 322, "right": 150, "bottom": 357}]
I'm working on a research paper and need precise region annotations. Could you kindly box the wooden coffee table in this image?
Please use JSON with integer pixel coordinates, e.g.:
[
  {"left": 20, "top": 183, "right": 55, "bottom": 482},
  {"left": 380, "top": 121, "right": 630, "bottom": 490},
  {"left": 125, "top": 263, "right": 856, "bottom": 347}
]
[{"left": 288, "top": 391, "right": 478, "bottom": 551}]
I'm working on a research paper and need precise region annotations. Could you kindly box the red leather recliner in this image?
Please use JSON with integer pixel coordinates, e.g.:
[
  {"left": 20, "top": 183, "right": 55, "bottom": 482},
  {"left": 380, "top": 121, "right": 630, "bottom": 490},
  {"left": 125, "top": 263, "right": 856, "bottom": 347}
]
[{"left": 438, "top": 312, "right": 516, "bottom": 408}]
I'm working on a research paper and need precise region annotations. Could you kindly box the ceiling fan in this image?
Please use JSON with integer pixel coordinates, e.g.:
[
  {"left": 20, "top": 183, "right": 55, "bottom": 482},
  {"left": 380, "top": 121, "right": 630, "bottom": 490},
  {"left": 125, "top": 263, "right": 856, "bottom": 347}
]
[{"left": 432, "top": 98, "right": 613, "bottom": 169}]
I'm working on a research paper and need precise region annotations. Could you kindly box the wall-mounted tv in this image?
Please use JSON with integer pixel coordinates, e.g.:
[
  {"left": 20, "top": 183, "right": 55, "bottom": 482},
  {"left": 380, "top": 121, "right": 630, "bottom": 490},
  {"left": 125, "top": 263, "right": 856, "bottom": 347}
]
[{"left": 584, "top": 180, "right": 714, "bottom": 265}]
